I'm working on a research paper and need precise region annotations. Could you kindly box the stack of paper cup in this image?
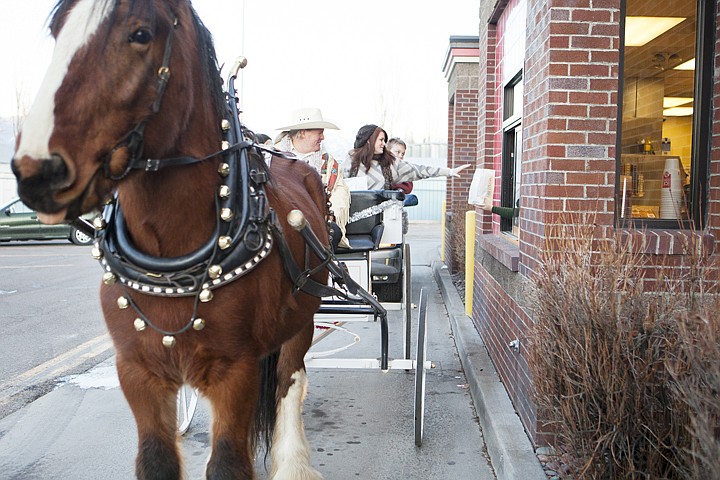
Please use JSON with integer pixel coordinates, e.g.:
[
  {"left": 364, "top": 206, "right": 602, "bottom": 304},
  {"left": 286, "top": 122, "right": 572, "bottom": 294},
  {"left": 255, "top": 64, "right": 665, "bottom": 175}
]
[{"left": 659, "top": 157, "right": 683, "bottom": 219}]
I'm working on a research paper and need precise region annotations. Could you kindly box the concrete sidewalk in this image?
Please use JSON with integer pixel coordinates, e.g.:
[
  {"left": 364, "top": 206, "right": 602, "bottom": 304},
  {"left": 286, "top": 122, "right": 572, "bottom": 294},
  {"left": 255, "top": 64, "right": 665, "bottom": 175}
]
[{"left": 431, "top": 254, "right": 546, "bottom": 480}]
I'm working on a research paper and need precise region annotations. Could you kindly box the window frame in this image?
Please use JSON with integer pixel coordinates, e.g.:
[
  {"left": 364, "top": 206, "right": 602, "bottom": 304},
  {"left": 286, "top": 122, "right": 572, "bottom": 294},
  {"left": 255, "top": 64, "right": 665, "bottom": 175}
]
[
  {"left": 616, "top": 0, "right": 715, "bottom": 229},
  {"left": 501, "top": 72, "right": 523, "bottom": 236}
]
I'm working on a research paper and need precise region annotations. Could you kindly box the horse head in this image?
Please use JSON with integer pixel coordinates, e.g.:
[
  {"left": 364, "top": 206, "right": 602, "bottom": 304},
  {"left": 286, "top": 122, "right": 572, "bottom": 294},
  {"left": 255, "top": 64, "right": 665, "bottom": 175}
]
[{"left": 11, "top": 0, "right": 224, "bottom": 224}]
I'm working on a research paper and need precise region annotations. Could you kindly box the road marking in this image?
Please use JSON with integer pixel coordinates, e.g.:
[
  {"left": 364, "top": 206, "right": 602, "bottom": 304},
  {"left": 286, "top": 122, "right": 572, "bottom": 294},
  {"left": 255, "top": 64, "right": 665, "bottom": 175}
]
[
  {"left": 0, "top": 264, "right": 74, "bottom": 269},
  {"left": 0, "top": 251, "right": 88, "bottom": 258},
  {"left": 0, "top": 333, "right": 114, "bottom": 400}
]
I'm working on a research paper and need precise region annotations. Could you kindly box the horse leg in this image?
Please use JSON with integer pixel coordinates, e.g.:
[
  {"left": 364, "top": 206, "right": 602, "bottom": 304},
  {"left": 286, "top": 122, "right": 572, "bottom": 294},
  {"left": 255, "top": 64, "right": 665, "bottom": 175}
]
[
  {"left": 204, "top": 360, "right": 259, "bottom": 480},
  {"left": 269, "top": 320, "right": 323, "bottom": 480},
  {"left": 116, "top": 358, "right": 182, "bottom": 480}
]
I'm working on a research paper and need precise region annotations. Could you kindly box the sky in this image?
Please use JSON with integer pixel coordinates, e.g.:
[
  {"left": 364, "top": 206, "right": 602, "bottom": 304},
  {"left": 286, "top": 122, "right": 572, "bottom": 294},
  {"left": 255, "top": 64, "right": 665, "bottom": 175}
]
[{"left": 0, "top": 0, "right": 479, "bottom": 155}]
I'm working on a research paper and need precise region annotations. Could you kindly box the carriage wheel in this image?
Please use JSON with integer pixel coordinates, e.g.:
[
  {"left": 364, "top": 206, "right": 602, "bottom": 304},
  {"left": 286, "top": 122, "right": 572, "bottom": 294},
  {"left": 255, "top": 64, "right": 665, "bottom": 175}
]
[
  {"left": 403, "top": 242, "right": 412, "bottom": 360},
  {"left": 177, "top": 384, "right": 199, "bottom": 435},
  {"left": 414, "top": 288, "right": 428, "bottom": 447}
]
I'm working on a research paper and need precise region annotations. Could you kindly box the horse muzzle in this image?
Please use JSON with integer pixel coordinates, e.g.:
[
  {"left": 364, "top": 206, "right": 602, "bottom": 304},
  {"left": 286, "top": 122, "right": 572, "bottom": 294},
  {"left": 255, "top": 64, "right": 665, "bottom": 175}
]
[{"left": 11, "top": 153, "right": 74, "bottom": 220}]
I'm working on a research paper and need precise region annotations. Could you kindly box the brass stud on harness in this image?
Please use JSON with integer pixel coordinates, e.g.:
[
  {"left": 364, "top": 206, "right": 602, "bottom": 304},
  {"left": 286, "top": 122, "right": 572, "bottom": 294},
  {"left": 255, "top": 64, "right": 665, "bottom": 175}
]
[
  {"left": 208, "top": 265, "right": 222, "bottom": 279},
  {"left": 218, "top": 185, "right": 231, "bottom": 198},
  {"left": 217, "top": 163, "right": 230, "bottom": 177},
  {"left": 102, "top": 272, "right": 117, "bottom": 285},
  {"left": 199, "top": 289, "right": 213, "bottom": 303},
  {"left": 117, "top": 296, "right": 129, "bottom": 309},
  {"left": 220, "top": 208, "right": 234, "bottom": 222},
  {"left": 133, "top": 318, "right": 147, "bottom": 332},
  {"left": 221, "top": 141, "right": 230, "bottom": 150},
  {"left": 162, "top": 335, "right": 176, "bottom": 348},
  {"left": 218, "top": 236, "right": 232, "bottom": 250},
  {"left": 93, "top": 217, "right": 106, "bottom": 230},
  {"left": 221, "top": 119, "right": 231, "bottom": 132},
  {"left": 192, "top": 318, "right": 206, "bottom": 331},
  {"left": 91, "top": 247, "right": 103, "bottom": 260}
]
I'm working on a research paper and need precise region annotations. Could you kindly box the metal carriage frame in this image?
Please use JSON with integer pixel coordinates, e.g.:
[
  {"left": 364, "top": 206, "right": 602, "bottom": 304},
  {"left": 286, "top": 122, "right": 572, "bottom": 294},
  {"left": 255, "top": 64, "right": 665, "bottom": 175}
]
[
  {"left": 176, "top": 190, "right": 431, "bottom": 446},
  {"left": 304, "top": 189, "right": 431, "bottom": 447}
]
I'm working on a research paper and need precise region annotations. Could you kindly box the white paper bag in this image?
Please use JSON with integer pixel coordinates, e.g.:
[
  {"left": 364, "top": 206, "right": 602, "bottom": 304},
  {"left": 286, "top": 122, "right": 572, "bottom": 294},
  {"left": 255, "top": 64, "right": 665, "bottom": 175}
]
[{"left": 468, "top": 169, "right": 495, "bottom": 206}]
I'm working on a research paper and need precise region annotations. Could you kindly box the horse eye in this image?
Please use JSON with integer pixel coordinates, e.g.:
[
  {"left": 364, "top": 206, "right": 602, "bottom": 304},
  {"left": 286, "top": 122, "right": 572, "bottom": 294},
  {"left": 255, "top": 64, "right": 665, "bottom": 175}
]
[{"left": 129, "top": 28, "right": 153, "bottom": 44}]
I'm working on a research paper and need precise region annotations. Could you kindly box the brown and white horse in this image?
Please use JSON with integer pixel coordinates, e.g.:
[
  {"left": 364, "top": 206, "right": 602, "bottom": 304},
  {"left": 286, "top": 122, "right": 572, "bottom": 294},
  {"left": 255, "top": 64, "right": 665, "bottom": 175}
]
[{"left": 11, "top": 1, "right": 327, "bottom": 478}]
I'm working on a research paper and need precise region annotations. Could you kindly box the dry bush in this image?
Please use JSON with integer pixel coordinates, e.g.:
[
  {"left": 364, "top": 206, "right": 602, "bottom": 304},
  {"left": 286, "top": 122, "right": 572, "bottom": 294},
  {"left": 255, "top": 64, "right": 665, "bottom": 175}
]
[
  {"left": 448, "top": 202, "right": 472, "bottom": 276},
  {"left": 527, "top": 217, "right": 720, "bottom": 479}
]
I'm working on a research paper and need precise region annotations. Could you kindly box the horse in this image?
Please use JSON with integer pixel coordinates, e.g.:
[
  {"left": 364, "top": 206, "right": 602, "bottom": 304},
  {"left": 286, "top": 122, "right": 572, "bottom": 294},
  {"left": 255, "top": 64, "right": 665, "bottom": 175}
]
[{"left": 11, "top": 1, "right": 329, "bottom": 478}]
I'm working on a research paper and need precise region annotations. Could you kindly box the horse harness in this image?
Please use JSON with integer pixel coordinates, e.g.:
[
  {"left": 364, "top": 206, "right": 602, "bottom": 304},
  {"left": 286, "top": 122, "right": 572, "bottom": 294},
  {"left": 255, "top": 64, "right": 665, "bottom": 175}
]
[{"left": 78, "top": 20, "right": 356, "bottom": 345}]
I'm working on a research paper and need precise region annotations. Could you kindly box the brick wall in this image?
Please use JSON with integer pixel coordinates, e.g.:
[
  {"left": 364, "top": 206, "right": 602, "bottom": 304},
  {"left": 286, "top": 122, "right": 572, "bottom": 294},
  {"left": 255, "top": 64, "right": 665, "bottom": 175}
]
[
  {"left": 711, "top": 3, "right": 720, "bottom": 246},
  {"left": 473, "top": 0, "right": 623, "bottom": 445},
  {"left": 443, "top": 40, "right": 480, "bottom": 273},
  {"left": 521, "top": 0, "right": 620, "bottom": 278}
]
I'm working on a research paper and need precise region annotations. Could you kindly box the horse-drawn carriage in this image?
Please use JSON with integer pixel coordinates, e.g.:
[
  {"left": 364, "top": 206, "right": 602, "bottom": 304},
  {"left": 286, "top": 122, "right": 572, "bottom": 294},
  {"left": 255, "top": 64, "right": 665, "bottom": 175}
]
[{"left": 13, "top": 1, "right": 430, "bottom": 476}]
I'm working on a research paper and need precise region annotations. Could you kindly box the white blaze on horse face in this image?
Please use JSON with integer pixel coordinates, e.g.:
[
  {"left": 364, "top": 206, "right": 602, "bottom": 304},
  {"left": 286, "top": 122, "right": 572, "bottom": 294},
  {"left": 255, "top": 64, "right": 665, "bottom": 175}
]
[
  {"left": 15, "top": 0, "right": 112, "bottom": 161},
  {"left": 269, "top": 370, "right": 323, "bottom": 480}
]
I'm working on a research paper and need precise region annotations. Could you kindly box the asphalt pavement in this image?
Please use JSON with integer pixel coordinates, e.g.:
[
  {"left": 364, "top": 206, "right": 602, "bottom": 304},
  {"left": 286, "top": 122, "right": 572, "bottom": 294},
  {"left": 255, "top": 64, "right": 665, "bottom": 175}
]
[{"left": 0, "top": 222, "right": 544, "bottom": 479}]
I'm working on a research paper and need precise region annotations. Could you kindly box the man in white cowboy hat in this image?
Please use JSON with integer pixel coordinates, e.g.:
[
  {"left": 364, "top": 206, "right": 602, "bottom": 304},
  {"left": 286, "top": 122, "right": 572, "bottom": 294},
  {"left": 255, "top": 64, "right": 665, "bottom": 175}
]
[{"left": 275, "top": 107, "right": 350, "bottom": 250}]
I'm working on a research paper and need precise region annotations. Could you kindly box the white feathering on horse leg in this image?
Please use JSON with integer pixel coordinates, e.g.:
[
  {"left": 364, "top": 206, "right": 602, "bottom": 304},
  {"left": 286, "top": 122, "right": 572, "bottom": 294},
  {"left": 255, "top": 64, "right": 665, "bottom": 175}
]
[{"left": 269, "top": 370, "right": 323, "bottom": 480}]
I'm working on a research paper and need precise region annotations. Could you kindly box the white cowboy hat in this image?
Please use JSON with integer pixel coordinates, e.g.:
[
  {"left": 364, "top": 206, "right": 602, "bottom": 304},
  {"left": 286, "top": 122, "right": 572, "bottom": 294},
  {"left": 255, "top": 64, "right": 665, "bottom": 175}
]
[{"left": 275, "top": 107, "right": 340, "bottom": 131}]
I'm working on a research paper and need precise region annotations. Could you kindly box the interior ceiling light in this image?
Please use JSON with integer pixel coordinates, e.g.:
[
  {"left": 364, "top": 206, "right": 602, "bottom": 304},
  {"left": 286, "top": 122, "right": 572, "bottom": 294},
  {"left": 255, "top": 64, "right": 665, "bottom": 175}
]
[
  {"left": 625, "top": 16, "right": 686, "bottom": 46},
  {"left": 674, "top": 58, "right": 695, "bottom": 70},
  {"left": 663, "top": 97, "right": 693, "bottom": 108},
  {"left": 663, "top": 106, "right": 694, "bottom": 117}
]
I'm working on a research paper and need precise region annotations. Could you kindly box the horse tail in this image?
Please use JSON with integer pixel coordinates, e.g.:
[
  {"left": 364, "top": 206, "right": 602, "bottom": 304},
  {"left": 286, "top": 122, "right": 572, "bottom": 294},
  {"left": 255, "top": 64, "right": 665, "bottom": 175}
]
[{"left": 254, "top": 350, "right": 279, "bottom": 461}]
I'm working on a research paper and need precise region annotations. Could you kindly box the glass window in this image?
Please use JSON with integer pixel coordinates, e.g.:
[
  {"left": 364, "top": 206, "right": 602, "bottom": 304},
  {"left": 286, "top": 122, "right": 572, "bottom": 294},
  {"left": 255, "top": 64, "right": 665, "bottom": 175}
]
[
  {"left": 501, "top": 74, "right": 523, "bottom": 236},
  {"left": 618, "top": 0, "right": 713, "bottom": 227}
]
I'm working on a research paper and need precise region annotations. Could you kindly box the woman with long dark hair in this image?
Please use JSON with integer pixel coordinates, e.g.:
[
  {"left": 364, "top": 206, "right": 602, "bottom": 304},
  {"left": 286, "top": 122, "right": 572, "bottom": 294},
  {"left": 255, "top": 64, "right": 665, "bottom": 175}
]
[{"left": 344, "top": 124, "right": 470, "bottom": 189}]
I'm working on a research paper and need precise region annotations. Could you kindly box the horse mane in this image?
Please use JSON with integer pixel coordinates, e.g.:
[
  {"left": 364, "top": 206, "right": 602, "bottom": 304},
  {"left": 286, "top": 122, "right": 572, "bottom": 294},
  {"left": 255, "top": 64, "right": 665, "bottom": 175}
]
[{"left": 49, "top": 0, "right": 225, "bottom": 123}]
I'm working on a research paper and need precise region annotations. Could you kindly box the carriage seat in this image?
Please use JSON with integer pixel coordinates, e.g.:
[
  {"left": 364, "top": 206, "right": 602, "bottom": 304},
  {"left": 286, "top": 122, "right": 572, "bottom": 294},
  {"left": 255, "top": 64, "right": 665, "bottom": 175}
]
[{"left": 336, "top": 190, "right": 405, "bottom": 253}]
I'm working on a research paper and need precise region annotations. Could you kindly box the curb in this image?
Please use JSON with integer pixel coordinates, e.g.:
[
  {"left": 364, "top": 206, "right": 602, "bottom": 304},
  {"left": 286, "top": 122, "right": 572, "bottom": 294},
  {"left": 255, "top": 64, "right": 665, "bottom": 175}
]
[{"left": 433, "top": 262, "right": 546, "bottom": 480}]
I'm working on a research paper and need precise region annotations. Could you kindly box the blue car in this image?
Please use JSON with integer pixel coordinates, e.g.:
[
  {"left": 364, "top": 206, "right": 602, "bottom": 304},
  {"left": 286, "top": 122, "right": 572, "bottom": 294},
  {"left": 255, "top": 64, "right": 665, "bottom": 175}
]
[{"left": 0, "top": 197, "right": 94, "bottom": 245}]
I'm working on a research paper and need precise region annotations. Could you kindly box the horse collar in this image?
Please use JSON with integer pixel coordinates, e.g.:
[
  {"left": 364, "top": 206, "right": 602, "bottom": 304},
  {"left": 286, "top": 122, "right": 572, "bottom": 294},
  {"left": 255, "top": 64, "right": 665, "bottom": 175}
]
[{"left": 94, "top": 144, "right": 273, "bottom": 299}]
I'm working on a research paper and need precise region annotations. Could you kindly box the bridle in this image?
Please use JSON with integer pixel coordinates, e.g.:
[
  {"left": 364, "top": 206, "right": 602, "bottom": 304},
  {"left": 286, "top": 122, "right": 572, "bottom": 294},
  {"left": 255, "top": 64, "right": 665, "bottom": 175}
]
[{"left": 102, "top": 15, "right": 216, "bottom": 180}]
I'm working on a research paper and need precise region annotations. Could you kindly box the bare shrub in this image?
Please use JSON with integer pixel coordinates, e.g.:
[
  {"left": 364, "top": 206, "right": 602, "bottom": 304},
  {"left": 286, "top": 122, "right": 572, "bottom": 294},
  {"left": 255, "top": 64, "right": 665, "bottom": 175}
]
[
  {"left": 527, "top": 216, "right": 720, "bottom": 479},
  {"left": 448, "top": 201, "right": 472, "bottom": 276}
]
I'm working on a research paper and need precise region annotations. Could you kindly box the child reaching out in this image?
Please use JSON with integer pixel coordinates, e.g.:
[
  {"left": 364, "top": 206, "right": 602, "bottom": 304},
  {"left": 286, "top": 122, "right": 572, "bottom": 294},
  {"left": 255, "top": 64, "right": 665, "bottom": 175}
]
[{"left": 386, "top": 137, "right": 418, "bottom": 207}]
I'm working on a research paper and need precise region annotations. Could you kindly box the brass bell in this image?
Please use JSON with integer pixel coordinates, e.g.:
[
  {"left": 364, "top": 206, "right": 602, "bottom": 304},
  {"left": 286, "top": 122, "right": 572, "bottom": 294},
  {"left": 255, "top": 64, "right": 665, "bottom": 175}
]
[
  {"left": 193, "top": 318, "right": 206, "bottom": 331},
  {"left": 217, "top": 163, "right": 230, "bottom": 177},
  {"left": 91, "top": 247, "right": 103, "bottom": 260},
  {"left": 199, "top": 289, "right": 213, "bottom": 303},
  {"left": 218, "top": 236, "right": 232, "bottom": 250},
  {"left": 93, "top": 217, "right": 106, "bottom": 230},
  {"left": 220, "top": 208, "right": 233, "bottom": 222},
  {"left": 221, "top": 119, "right": 231, "bottom": 132},
  {"left": 162, "top": 335, "right": 176, "bottom": 348},
  {"left": 221, "top": 140, "right": 230, "bottom": 150},
  {"left": 218, "top": 185, "right": 231, "bottom": 198},
  {"left": 102, "top": 272, "right": 117, "bottom": 285},
  {"left": 117, "top": 296, "right": 129, "bottom": 309},
  {"left": 133, "top": 318, "right": 146, "bottom": 331},
  {"left": 208, "top": 265, "right": 222, "bottom": 279}
]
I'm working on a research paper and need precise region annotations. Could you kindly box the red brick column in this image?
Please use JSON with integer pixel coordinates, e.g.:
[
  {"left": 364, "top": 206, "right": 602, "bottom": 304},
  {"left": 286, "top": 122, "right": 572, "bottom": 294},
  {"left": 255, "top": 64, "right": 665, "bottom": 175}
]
[{"left": 443, "top": 38, "right": 480, "bottom": 274}]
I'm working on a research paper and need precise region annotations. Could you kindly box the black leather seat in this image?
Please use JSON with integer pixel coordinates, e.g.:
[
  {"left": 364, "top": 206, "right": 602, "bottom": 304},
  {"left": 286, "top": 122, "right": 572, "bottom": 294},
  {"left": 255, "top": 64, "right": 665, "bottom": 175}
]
[{"left": 336, "top": 191, "right": 387, "bottom": 253}]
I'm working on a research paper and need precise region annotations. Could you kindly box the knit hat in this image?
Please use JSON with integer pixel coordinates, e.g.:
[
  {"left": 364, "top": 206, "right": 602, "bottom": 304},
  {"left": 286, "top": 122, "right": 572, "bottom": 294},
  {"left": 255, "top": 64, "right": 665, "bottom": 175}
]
[{"left": 354, "top": 124, "right": 387, "bottom": 149}]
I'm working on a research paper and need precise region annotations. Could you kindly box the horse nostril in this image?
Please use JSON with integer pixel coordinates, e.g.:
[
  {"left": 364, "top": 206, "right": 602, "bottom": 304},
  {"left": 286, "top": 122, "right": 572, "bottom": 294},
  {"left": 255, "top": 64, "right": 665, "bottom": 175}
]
[{"left": 44, "top": 154, "right": 70, "bottom": 187}]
